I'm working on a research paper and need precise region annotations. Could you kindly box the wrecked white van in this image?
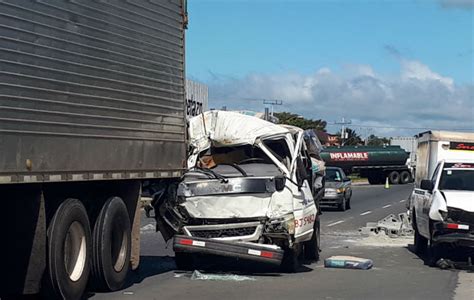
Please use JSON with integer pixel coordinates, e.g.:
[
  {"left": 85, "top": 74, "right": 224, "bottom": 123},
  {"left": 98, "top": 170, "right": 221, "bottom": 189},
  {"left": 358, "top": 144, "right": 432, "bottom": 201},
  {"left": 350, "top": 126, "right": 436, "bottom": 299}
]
[{"left": 152, "top": 111, "right": 321, "bottom": 271}]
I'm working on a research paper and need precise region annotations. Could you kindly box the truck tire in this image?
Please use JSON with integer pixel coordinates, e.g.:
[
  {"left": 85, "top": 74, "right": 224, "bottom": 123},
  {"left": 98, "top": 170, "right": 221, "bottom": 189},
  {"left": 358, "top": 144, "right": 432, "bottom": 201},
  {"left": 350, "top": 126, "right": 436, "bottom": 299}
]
[
  {"left": 91, "top": 197, "right": 131, "bottom": 292},
  {"left": 304, "top": 219, "right": 320, "bottom": 261},
  {"left": 44, "top": 199, "right": 91, "bottom": 300},
  {"left": 281, "top": 245, "right": 302, "bottom": 273},
  {"left": 413, "top": 212, "right": 427, "bottom": 255},
  {"left": 174, "top": 252, "right": 195, "bottom": 270},
  {"left": 428, "top": 243, "right": 446, "bottom": 267},
  {"left": 388, "top": 171, "right": 400, "bottom": 184},
  {"left": 400, "top": 171, "right": 412, "bottom": 184}
]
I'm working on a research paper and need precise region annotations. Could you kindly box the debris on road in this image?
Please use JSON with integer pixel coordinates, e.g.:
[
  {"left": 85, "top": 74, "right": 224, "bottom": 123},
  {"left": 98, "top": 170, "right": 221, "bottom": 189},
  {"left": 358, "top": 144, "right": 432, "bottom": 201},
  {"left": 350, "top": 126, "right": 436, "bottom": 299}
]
[
  {"left": 190, "top": 270, "right": 256, "bottom": 281},
  {"left": 324, "top": 256, "right": 373, "bottom": 270},
  {"left": 435, "top": 257, "right": 474, "bottom": 271},
  {"left": 359, "top": 213, "right": 413, "bottom": 238}
]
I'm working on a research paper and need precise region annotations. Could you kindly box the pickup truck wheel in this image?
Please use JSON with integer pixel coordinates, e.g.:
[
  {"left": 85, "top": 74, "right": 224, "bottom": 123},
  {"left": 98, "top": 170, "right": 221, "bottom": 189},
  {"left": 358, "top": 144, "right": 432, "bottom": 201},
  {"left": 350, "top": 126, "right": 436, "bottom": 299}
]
[
  {"left": 400, "top": 171, "right": 412, "bottom": 184},
  {"left": 428, "top": 243, "right": 447, "bottom": 267},
  {"left": 91, "top": 197, "right": 131, "bottom": 292},
  {"left": 304, "top": 220, "right": 320, "bottom": 261},
  {"left": 43, "top": 199, "right": 91, "bottom": 300},
  {"left": 413, "top": 217, "right": 427, "bottom": 255},
  {"left": 175, "top": 252, "right": 195, "bottom": 270},
  {"left": 389, "top": 171, "right": 400, "bottom": 184}
]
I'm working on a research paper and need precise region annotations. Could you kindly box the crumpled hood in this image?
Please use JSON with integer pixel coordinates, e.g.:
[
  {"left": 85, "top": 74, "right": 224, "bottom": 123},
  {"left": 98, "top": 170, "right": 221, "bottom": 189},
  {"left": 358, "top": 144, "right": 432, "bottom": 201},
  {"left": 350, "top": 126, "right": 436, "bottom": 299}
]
[
  {"left": 443, "top": 190, "right": 474, "bottom": 212},
  {"left": 181, "top": 188, "right": 294, "bottom": 219}
]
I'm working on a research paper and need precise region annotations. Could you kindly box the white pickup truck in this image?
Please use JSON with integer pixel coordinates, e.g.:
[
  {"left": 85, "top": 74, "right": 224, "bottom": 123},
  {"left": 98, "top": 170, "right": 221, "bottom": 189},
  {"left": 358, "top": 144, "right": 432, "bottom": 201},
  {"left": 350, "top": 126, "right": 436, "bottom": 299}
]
[
  {"left": 409, "top": 131, "right": 474, "bottom": 263},
  {"left": 411, "top": 160, "right": 474, "bottom": 262}
]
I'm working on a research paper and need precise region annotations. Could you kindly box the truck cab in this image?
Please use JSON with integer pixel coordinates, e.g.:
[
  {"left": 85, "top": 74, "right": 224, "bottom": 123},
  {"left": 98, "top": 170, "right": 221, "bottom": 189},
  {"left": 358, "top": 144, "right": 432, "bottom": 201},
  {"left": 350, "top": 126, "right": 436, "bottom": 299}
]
[
  {"left": 153, "top": 111, "right": 321, "bottom": 271},
  {"left": 410, "top": 160, "right": 474, "bottom": 260}
]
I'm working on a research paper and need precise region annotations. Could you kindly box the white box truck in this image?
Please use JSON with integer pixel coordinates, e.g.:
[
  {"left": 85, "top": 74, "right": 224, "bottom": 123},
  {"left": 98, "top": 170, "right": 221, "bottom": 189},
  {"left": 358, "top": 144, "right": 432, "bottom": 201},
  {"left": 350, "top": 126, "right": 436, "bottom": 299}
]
[{"left": 413, "top": 131, "right": 474, "bottom": 186}]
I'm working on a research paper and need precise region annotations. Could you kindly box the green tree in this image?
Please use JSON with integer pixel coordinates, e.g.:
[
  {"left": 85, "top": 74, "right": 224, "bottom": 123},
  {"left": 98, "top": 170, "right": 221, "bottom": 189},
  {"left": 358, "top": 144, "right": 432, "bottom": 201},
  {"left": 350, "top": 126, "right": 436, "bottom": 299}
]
[
  {"left": 339, "top": 128, "right": 363, "bottom": 146},
  {"left": 367, "top": 134, "right": 390, "bottom": 146},
  {"left": 274, "top": 112, "right": 327, "bottom": 131}
]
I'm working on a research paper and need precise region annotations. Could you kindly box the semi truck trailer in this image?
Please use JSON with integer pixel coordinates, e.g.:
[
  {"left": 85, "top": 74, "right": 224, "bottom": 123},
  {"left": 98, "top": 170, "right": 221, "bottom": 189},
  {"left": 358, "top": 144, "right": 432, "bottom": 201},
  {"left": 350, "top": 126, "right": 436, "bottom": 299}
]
[
  {"left": 320, "top": 146, "right": 413, "bottom": 184},
  {"left": 0, "top": 1, "right": 187, "bottom": 299}
]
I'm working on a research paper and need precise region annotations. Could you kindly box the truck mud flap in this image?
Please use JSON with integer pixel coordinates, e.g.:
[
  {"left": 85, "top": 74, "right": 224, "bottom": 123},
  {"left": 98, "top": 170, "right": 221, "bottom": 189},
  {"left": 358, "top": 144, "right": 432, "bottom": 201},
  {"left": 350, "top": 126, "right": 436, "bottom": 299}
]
[{"left": 173, "top": 235, "right": 284, "bottom": 265}]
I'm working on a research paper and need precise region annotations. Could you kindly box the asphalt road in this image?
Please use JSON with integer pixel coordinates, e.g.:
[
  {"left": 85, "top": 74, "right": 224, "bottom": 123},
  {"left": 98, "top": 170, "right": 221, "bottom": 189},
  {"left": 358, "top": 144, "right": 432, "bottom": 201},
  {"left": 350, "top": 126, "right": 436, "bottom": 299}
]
[{"left": 91, "top": 184, "right": 472, "bottom": 300}]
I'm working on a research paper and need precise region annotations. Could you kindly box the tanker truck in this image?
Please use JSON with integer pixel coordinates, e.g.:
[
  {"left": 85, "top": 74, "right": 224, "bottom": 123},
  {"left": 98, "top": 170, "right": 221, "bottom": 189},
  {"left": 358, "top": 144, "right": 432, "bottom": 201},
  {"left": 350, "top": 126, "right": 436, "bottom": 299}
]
[
  {"left": 0, "top": 1, "right": 187, "bottom": 299},
  {"left": 320, "top": 146, "right": 413, "bottom": 184}
]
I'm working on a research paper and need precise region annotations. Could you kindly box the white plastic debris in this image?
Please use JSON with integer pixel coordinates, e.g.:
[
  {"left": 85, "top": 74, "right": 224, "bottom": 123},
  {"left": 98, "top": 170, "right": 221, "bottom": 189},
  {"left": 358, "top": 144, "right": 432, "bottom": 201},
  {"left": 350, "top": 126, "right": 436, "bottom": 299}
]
[{"left": 190, "top": 270, "right": 256, "bottom": 281}]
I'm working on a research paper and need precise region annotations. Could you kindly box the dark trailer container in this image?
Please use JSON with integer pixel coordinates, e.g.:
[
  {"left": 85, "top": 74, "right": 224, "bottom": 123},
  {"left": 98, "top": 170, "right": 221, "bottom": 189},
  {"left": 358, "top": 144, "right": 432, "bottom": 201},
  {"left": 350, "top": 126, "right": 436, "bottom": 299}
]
[
  {"left": 321, "top": 146, "right": 413, "bottom": 185},
  {"left": 0, "top": 0, "right": 187, "bottom": 298}
]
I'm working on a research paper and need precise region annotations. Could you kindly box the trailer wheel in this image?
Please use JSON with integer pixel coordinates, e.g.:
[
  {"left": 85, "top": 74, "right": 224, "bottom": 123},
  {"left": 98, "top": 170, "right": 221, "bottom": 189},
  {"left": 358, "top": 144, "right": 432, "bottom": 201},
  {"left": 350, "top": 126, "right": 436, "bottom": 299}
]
[
  {"left": 91, "top": 197, "right": 131, "bottom": 291},
  {"left": 400, "top": 171, "right": 412, "bottom": 184},
  {"left": 303, "top": 219, "right": 320, "bottom": 261},
  {"left": 44, "top": 199, "right": 91, "bottom": 300},
  {"left": 388, "top": 171, "right": 400, "bottom": 184}
]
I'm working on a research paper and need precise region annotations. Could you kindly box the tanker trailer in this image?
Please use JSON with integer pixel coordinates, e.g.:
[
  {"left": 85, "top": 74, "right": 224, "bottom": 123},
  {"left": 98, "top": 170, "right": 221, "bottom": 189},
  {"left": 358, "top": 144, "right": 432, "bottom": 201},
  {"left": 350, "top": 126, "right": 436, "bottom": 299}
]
[{"left": 320, "top": 146, "right": 412, "bottom": 184}]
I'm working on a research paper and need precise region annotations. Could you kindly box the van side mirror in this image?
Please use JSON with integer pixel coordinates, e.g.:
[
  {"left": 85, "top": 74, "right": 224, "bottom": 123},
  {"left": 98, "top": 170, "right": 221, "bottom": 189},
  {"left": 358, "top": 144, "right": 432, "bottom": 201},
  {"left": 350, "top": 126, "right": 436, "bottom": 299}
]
[
  {"left": 420, "top": 179, "right": 434, "bottom": 192},
  {"left": 274, "top": 176, "right": 286, "bottom": 192}
]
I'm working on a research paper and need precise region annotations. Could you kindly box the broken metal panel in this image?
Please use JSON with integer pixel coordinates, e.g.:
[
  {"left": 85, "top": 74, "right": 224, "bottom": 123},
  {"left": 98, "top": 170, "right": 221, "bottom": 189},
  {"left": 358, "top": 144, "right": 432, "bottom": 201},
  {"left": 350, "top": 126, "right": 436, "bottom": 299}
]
[
  {"left": 359, "top": 213, "right": 413, "bottom": 237},
  {"left": 181, "top": 193, "right": 277, "bottom": 219},
  {"left": 183, "top": 222, "right": 264, "bottom": 242},
  {"left": 177, "top": 177, "right": 280, "bottom": 197},
  {"left": 188, "top": 110, "right": 289, "bottom": 153}
]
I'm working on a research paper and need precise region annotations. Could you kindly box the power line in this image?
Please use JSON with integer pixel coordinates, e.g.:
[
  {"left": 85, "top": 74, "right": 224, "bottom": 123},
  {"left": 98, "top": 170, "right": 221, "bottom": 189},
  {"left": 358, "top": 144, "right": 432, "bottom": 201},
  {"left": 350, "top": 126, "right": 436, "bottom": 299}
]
[{"left": 341, "top": 124, "right": 474, "bottom": 132}]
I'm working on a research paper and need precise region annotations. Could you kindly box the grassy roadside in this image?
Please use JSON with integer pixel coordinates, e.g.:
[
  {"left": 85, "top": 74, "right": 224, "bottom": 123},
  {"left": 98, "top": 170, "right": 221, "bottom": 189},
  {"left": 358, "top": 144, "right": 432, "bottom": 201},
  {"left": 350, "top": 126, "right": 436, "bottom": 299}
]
[{"left": 348, "top": 174, "right": 368, "bottom": 183}]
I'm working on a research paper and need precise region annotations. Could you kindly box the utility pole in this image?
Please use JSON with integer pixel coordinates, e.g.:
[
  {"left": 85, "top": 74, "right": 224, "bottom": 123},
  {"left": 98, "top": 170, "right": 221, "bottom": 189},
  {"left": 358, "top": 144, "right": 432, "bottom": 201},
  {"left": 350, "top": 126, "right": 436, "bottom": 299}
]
[
  {"left": 334, "top": 117, "right": 351, "bottom": 146},
  {"left": 263, "top": 99, "right": 283, "bottom": 118}
]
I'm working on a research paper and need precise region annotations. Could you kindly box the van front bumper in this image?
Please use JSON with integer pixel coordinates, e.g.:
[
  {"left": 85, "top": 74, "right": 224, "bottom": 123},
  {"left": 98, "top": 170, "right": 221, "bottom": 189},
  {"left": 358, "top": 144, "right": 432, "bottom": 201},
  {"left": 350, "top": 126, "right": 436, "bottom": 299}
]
[{"left": 173, "top": 235, "right": 284, "bottom": 265}]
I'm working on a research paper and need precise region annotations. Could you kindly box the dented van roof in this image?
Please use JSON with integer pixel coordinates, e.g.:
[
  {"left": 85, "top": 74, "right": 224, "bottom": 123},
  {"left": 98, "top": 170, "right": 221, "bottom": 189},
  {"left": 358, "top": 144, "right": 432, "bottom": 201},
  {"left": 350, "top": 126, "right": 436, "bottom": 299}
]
[{"left": 188, "top": 110, "right": 290, "bottom": 151}]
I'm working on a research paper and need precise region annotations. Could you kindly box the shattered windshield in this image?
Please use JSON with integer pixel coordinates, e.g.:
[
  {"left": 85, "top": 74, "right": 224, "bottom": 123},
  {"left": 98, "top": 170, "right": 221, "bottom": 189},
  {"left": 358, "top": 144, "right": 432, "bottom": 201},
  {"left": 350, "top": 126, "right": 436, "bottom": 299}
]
[{"left": 194, "top": 145, "right": 282, "bottom": 177}]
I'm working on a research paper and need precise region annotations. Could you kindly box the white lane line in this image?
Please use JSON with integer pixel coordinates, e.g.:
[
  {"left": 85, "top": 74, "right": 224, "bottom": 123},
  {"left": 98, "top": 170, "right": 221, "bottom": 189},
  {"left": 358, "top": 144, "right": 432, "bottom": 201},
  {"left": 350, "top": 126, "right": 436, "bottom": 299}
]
[
  {"left": 360, "top": 211, "right": 372, "bottom": 216},
  {"left": 327, "top": 220, "right": 345, "bottom": 227},
  {"left": 382, "top": 204, "right": 392, "bottom": 208},
  {"left": 400, "top": 199, "right": 406, "bottom": 203}
]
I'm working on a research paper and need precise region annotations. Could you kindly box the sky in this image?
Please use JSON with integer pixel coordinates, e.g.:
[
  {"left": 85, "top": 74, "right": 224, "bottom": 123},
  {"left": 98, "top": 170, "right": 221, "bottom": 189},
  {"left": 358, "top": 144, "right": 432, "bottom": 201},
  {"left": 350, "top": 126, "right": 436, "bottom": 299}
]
[{"left": 185, "top": 0, "right": 474, "bottom": 138}]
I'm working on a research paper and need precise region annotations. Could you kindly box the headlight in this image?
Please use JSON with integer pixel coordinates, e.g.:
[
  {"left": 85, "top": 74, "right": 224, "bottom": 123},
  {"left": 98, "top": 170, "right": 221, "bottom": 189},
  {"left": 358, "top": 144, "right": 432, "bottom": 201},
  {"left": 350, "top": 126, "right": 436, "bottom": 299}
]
[
  {"left": 439, "top": 209, "right": 448, "bottom": 221},
  {"left": 286, "top": 217, "right": 296, "bottom": 234},
  {"left": 336, "top": 188, "right": 345, "bottom": 194},
  {"left": 269, "top": 213, "right": 295, "bottom": 234}
]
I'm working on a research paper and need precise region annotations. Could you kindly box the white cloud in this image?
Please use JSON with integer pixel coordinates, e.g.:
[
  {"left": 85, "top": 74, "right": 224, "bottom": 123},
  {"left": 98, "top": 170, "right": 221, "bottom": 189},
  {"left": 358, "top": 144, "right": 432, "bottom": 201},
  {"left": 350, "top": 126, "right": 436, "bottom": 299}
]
[
  {"left": 400, "top": 59, "right": 454, "bottom": 89},
  {"left": 206, "top": 60, "right": 473, "bottom": 137}
]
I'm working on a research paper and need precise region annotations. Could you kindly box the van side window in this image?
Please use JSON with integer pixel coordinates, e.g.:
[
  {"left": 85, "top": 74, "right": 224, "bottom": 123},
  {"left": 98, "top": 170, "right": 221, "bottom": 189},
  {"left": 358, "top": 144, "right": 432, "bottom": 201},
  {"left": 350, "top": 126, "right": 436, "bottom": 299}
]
[{"left": 263, "top": 139, "right": 291, "bottom": 168}]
